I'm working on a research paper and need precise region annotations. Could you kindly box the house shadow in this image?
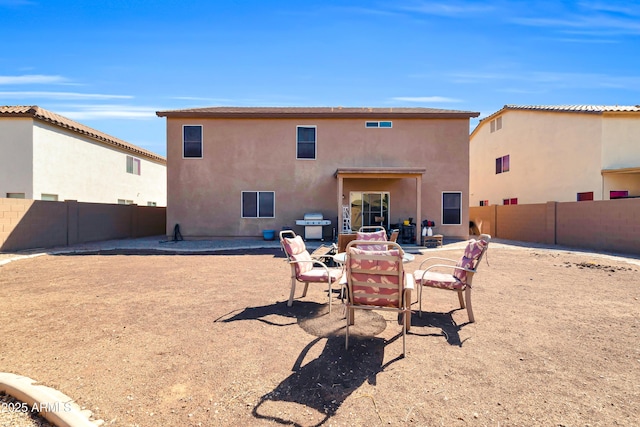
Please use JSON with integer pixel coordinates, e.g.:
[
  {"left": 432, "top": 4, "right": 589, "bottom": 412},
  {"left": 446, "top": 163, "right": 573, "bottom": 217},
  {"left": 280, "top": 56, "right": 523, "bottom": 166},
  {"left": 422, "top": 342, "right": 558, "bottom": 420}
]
[
  {"left": 216, "top": 301, "right": 404, "bottom": 426},
  {"left": 408, "top": 309, "right": 470, "bottom": 347}
]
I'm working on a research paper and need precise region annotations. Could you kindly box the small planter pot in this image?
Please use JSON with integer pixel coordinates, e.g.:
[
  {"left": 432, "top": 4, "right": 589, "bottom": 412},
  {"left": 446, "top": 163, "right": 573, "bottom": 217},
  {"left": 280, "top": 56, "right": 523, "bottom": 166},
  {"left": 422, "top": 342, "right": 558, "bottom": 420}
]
[{"left": 262, "top": 229, "right": 276, "bottom": 241}]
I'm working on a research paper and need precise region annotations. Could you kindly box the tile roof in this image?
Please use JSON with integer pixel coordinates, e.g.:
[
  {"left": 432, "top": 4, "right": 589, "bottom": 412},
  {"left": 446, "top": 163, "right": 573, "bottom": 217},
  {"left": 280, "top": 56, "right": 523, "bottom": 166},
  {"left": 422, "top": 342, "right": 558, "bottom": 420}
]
[
  {"left": 156, "top": 106, "right": 480, "bottom": 119},
  {"left": 0, "top": 105, "right": 166, "bottom": 163},
  {"left": 471, "top": 104, "right": 640, "bottom": 137}
]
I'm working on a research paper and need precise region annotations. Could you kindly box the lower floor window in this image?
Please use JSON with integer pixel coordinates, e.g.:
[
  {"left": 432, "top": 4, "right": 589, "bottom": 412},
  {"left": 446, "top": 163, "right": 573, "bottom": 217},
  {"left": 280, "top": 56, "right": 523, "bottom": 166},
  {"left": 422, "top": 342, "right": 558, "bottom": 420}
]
[
  {"left": 6, "top": 192, "right": 25, "bottom": 199},
  {"left": 242, "top": 191, "right": 275, "bottom": 218},
  {"left": 41, "top": 194, "right": 58, "bottom": 201},
  {"left": 442, "top": 192, "right": 461, "bottom": 225},
  {"left": 118, "top": 199, "right": 134, "bottom": 205},
  {"left": 577, "top": 192, "right": 594, "bottom": 202}
]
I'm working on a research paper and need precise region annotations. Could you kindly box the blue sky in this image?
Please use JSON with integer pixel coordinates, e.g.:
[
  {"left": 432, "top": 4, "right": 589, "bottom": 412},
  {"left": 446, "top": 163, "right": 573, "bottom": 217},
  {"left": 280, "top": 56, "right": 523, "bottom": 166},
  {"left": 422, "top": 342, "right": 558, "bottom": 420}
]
[{"left": 1, "top": 0, "right": 639, "bottom": 157}]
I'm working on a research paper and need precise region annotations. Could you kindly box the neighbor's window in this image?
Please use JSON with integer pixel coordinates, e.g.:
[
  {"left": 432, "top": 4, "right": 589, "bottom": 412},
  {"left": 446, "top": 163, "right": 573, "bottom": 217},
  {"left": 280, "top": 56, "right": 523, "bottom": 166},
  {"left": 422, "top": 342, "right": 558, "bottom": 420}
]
[
  {"left": 242, "top": 191, "right": 275, "bottom": 218},
  {"left": 183, "top": 125, "right": 203, "bottom": 158},
  {"left": 479, "top": 200, "right": 489, "bottom": 206},
  {"left": 147, "top": 201, "right": 157, "bottom": 206},
  {"left": 610, "top": 190, "right": 628, "bottom": 199},
  {"left": 442, "top": 192, "right": 462, "bottom": 225},
  {"left": 503, "top": 198, "right": 518, "bottom": 205},
  {"left": 496, "top": 155, "right": 510, "bottom": 174},
  {"left": 577, "top": 192, "right": 594, "bottom": 202},
  {"left": 365, "top": 121, "right": 393, "bottom": 128},
  {"left": 126, "top": 155, "right": 141, "bottom": 175},
  {"left": 118, "top": 199, "right": 134, "bottom": 205},
  {"left": 41, "top": 194, "right": 58, "bottom": 201},
  {"left": 490, "top": 116, "right": 503, "bottom": 133},
  {"left": 6, "top": 193, "right": 25, "bottom": 199},
  {"left": 296, "top": 126, "right": 316, "bottom": 159}
]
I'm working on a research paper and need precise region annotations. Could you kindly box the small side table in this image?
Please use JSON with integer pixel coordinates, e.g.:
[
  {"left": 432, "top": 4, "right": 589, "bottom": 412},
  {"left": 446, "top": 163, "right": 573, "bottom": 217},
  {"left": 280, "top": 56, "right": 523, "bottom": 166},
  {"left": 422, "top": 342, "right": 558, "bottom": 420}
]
[{"left": 421, "top": 234, "right": 443, "bottom": 248}]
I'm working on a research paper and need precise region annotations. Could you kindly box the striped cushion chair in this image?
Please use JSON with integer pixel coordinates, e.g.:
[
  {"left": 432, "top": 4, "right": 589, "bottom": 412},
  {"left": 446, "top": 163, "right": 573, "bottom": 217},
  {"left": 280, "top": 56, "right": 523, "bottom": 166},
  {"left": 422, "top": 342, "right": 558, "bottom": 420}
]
[
  {"left": 280, "top": 230, "right": 343, "bottom": 313},
  {"left": 355, "top": 229, "right": 388, "bottom": 251},
  {"left": 344, "top": 241, "right": 414, "bottom": 357},
  {"left": 413, "top": 234, "right": 490, "bottom": 323}
]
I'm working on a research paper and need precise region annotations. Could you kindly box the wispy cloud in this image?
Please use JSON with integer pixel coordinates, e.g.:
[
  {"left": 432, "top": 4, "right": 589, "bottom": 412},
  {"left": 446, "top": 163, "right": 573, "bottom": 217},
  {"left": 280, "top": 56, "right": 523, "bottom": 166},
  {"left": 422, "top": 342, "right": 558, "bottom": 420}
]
[
  {"left": 395, "top": 1, "right": 495, "bottom": 16},
  {"left": 448, "top": 70, "right": 640, "bottom": 90},
  {"left": 58, "top": 104, "right": 158, "bottom": 120},
  {"left": 0, "top": 91, "right": 132, "bottom": 100},
  {"left": 0, "top": 74, "right": 68, "bottom": 85},
  {"left": 393, "top": 96, "right": 462, "bottom": 103}
]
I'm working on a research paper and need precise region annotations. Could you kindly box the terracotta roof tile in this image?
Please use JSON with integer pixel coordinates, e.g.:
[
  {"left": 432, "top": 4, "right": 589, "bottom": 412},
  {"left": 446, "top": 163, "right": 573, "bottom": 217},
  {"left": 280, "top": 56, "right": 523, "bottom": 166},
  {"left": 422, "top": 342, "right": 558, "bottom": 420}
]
[{"left": 0, "top": 105, "right": 166, "bottom": 163}]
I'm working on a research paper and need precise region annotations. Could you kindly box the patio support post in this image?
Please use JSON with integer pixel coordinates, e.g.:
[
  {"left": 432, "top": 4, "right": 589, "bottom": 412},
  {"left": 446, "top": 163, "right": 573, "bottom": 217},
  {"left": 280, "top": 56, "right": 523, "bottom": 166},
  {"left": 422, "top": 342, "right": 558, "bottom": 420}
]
[
  {"left": 337, "top": 175, "right": 344, "bottom": 234},
  {"left": 416, "top": 175, "right": 422, "bottom": 244}
]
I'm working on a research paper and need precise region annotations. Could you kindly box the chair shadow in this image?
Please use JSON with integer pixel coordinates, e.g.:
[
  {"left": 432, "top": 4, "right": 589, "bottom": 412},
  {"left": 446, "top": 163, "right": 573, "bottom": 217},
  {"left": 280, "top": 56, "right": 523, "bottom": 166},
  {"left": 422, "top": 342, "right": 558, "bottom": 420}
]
[
  {"left": 408, "top": 309, "right": 471, "bottom": 347},
  {"left": 216, "top": 301, "right": 403, "bottom": 426}
]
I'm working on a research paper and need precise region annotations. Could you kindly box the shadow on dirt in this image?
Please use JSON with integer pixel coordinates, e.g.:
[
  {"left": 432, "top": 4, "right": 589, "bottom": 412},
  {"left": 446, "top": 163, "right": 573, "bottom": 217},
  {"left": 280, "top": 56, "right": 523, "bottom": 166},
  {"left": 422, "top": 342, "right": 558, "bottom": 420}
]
[
  {"left": 216, "top": 301, "right": 403, "bottom": 426},
  {"left": 408, "top": 309, "right": 470, "bottom": 347}
]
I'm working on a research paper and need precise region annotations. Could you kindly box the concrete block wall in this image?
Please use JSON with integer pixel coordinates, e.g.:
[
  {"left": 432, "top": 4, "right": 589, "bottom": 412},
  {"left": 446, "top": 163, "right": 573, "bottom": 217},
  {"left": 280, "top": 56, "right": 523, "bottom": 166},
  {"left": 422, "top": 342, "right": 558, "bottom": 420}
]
[
  {"left": 470, "top": 198, "right": 640, "bottom": 255},
  {"left": 0, "top": 198, "right": 166, "bottom": 252}
]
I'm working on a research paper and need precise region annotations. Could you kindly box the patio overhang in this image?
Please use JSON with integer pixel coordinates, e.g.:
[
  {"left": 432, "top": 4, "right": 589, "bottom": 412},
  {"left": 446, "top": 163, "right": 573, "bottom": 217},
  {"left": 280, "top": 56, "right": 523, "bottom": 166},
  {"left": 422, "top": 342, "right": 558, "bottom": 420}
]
[
  {"left": 335, "top": 167, "right": 426, "bottom": 244},
  {"left": 601, "top": 166, "right": 640, "bottom": 175}
]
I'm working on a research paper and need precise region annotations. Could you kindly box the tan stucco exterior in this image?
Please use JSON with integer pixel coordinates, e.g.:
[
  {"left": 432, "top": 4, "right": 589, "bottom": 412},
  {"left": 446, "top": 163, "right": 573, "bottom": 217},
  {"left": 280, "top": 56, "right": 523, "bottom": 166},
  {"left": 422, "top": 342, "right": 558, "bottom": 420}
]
[
  {"left": 1, "top": 107, "right": 167, "bottom": 206},
  {"left": 470, "top": 106, "right": 640, "bottom": 205},
  {"left": 157, "top": 107, "right": 479, "bottom": 241}
]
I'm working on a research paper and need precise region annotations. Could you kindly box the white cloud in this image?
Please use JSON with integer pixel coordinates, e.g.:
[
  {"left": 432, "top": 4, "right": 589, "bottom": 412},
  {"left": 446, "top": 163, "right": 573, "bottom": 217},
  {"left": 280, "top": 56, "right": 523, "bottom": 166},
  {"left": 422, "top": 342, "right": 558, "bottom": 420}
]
[
  {"left": 0, "top": 91, "right": 133, "bottom": 100},
  {"left": 58, "top": 104, "right": 159, "bottom": 120},
  {"left": 396, "top": 1, "right": 494, "bottom": 16},
  {"left": 393, "top": 96, "right": 462, "bottom": 103},
  {"left": 0, "top": 75, "right": 68, "bottom": 85}
]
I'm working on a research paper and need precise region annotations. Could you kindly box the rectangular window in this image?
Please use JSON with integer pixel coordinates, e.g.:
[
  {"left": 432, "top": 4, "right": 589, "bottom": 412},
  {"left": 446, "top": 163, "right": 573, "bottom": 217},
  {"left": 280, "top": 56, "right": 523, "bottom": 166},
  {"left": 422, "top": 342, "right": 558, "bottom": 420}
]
[
  {"left": 183, "top": 125, "right": 203, "bottom": 158},
  {"left": 6, "top": 193, "right": 25, "bottom": 199},
  {"left": 41, "top": 194, "right": 58, "bottom": 201},
  {"left": 242, "top": 191, "right": 275, "bottom": 218},
  {"left": 296, "top": 126, "right": 316, "bottom": 159},
  {"left": 577, "top": 192, "right": 594, "bottom": 201},
  {"left": 610, "top": 190, "right": 628, "bottom": 199},
  {"left": 510, "top": 198, "right": 518, "bottom": 205},
  {"left": 442, "top": 192, "right": 462, "bottom": 225},
  {"left": 118, "top": 199, "right": 134, "bottom": 205},
  {"left": 147, "top": 201, "right": 157, "bottom": 206},
  {"left": 479, "top": 200, "right": 489, "bottom": 207},
  {"left": 490, "top": 116, "right": 503, "bottom": 133},
  {"left": 496, "top": 155, "right": 510, "bottom": 174},
  {"left": 126, "top": 156, "right": 141, "bottom": 175},
  {"left": 365, "top": 121, "right": 393, "bottom": 128}
]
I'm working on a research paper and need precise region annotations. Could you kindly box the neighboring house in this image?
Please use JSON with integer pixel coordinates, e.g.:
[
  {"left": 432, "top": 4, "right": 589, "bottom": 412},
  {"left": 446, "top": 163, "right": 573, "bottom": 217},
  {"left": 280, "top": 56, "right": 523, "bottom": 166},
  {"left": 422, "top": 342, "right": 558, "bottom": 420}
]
[
  {"left": 156, "top": 106, "right": 479, "bottom": 241},
  {"left": 0, "top": 105, "right": 167, "bottom": 206},
  {"left": 470, "top": 105, "right": 640, "bottom": 206}
]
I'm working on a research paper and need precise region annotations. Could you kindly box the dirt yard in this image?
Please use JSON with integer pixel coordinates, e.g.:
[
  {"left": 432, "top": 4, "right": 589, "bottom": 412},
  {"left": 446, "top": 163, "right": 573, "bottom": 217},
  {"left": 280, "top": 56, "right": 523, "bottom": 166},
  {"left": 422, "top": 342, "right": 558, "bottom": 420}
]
[{"left": 0, "top": 243, "right": 639, "bottom": 426}]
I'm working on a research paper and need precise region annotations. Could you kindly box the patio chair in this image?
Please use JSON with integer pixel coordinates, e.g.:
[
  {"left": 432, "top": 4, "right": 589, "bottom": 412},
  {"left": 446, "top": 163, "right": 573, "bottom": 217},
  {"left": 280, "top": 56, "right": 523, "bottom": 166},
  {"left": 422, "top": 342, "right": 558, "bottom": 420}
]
[
  {"left": 344, "top": 240, "right": 415, "bottom": 357},
  {"left": 355, "top": 228, "right": 388, "bottom": 251},
  {"left": 280, "top": 230, "right": 343, "bottom": 312},
  {"left": 413, "top": 234, "right": 490, "bottom": 323}
]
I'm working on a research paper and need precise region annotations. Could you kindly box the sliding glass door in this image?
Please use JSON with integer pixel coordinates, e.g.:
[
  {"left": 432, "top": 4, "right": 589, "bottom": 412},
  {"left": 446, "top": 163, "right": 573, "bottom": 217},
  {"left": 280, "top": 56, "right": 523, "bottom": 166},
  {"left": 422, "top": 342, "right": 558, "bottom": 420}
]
[{"left": 349, "top": 192, "right": 389, "bottom": 231}]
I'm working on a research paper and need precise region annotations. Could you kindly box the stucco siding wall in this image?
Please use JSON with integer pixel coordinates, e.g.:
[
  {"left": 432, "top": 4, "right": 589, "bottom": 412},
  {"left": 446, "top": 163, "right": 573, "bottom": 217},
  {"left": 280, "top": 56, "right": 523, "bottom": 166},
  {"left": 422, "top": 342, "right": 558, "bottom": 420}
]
[
  {"left": 166, "top": 117, "right": 470, "bottom": 239},
  {"left": 32, "top": 122, "right": 166, "bottom": 205},
  {"left": 0, "top": 118, "right": 34, "bottom": 198},
  {"left": 601, "top": 115, "right": 640, "bottom": 170},
  {"left": 470, "top": 111, "right": 604, "bottom": 205}
]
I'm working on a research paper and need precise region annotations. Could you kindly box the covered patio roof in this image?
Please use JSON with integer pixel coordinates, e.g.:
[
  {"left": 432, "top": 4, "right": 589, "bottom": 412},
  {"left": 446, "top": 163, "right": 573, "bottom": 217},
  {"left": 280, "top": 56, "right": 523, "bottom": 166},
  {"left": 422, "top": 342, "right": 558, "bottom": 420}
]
[{"left": 335, "top": 167, "right": 426, "bottom": 243}]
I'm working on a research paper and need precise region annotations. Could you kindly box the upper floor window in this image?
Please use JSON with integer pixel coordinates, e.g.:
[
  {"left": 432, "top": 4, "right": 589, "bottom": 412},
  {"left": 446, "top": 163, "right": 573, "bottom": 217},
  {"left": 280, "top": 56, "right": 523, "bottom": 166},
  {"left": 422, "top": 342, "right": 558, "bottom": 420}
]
[
  {"left": 365, "top": 121, "right": 392, "bottom": 128},
  {"left": 496, "top": 155, "right": 510, "bottom": 174},
  {"left": 490, "top": 116, "right": 503, "bottom": 133},
  {"left": 183, "top": 125, "right": 203, "bottom": 158},
  {"left": 610, "top": 190, "right": 628, "bottom": 199},
  {"left": 442, "top": 192, "right": 462, "bottom": 225},
  {"left": 242, "top": 191, "right": 275, "bottom": 218},
  {"left": 296, "top": 126, "right": 316, "bottom": 159},
  {"left": 6, "top": 193, "right": 25, "bottom": 199},
  {"left": 126, "top": 156, "right": 141, "bottom": 175}
]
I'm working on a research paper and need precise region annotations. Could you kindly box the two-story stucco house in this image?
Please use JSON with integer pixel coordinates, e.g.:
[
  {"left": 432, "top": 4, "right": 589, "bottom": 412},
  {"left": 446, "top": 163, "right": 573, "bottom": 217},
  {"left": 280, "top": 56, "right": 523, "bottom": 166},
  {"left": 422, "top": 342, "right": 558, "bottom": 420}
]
[
  {"left": 470, "top": 105, "right": 640, "bottom": 206},
  {"left": 156, "top": 106, "right": 479, "bottom": 242},
  {"left": 1, "top": 105, "right": 167, "bottom": 206}
]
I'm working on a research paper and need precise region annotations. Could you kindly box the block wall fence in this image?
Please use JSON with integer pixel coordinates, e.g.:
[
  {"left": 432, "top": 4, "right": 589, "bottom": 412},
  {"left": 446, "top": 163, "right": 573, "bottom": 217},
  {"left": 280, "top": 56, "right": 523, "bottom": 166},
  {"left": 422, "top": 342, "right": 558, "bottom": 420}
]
[
  {"left": 470, "top": 199, "right": 640, "bottom": 256},
  {"left": 0, "top": 198, "right": 166, "bottom": 252}
]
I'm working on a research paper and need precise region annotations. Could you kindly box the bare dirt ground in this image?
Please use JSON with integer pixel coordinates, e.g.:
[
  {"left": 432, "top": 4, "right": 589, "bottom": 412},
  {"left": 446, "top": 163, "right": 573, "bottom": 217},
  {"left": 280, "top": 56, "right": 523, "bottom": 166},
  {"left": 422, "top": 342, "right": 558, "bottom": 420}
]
[{"left": 1, "top": 243, "right": 639, "bottom": 426}]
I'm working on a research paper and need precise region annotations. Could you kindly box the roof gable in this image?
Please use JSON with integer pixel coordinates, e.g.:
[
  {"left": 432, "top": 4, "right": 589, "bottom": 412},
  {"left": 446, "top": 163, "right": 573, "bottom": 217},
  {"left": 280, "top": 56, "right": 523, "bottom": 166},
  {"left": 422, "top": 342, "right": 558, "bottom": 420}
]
[{"left": 0, "top": 105, "right": 166, "bottom": 164}]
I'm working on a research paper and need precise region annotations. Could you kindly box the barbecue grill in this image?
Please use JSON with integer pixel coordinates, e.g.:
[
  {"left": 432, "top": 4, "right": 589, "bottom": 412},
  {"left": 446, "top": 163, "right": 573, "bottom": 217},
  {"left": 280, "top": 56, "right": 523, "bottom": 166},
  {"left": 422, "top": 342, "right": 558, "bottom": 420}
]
[{"left": 295, "top": 212, "right": 331, "bottom": 240}]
